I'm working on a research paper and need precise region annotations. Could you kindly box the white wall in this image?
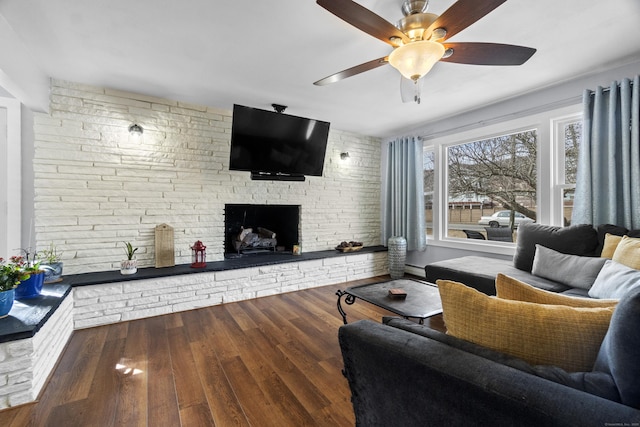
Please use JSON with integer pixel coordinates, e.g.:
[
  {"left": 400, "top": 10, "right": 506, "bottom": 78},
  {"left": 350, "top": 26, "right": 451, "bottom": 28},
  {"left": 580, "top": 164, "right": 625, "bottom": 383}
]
[
  {"left": 32, "top": 80, "right": 382, "bottom": 274},
  {"left": 0, "top": 97, "right": 21, "bottom": 256}
]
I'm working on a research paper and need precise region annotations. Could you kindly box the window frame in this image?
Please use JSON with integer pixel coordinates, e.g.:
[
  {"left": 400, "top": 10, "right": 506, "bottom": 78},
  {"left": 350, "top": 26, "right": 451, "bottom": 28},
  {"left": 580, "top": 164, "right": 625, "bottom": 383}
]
[
  {"left": 552, "top": 112, "right": 583, "bottom": 226},
  {"left": 423, "top": 104, "right": 581, "bottom": 256}
]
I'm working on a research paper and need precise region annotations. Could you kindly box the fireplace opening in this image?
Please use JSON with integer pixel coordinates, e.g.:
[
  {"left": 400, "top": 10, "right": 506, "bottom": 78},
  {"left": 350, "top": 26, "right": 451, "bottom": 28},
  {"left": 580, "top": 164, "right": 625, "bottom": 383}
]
[{"left": 224, "top": 204, "right": 300, "bottom": 256}]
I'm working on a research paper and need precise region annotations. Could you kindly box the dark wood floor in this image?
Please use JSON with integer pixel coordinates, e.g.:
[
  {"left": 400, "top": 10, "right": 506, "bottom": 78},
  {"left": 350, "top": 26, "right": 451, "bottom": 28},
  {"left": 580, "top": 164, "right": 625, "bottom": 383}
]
[{"left": 0, "top": 275, "right": 444, "bottom": 427}]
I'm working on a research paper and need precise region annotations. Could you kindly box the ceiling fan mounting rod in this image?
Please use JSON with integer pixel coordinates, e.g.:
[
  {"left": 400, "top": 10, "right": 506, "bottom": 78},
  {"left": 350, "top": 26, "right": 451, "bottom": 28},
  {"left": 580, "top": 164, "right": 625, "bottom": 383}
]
[{"left": 401, "top": 0, "right": 429, "bottom": 16}]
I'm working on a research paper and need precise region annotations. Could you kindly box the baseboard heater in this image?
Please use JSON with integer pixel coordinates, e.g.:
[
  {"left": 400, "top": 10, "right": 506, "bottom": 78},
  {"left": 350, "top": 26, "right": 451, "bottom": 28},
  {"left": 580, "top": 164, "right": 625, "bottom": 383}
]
[{"left": 250, "top": 172, "right": 305, "bottom": 181}]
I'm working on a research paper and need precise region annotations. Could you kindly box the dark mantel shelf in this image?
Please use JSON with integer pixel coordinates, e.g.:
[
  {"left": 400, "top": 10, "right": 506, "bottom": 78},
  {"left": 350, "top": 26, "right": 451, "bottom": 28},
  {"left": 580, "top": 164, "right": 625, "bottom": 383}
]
[
  {"left": 64, "top": 246, "right": 387, "bottom": 287},
  {"left": 0, "top": 284, "right": 71, "bottom": 343},
  {"left": 0, "top": 246, "right": 386, "bottom": 343}
]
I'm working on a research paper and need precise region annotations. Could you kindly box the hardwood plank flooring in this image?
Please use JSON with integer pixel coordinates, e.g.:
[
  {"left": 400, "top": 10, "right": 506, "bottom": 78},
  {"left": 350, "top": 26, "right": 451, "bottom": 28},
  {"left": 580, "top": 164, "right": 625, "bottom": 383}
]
[{"left": 0, "top": 275, "right": 444, "bottom": 427}]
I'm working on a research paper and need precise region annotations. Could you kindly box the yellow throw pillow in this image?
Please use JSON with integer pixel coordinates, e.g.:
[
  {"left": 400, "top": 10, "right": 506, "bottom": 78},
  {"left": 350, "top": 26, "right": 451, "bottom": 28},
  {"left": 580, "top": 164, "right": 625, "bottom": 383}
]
[
  {"left": 437, "top": 279, "right": 614, "bottom": 372},
  {"left": 495, "top": 274, "right": 618, "bottom": 308},
  {"left": 601, "top": 233, "right": 624, "bottom": 259},
  {"left": 612, "top": 235, "right": 640, "bottom": 269}
]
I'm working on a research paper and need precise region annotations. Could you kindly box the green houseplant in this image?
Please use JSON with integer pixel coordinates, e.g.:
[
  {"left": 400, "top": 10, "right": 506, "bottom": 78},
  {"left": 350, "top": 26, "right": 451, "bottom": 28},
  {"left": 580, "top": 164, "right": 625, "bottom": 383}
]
[
  {"left": 39, "top": 242, "right": 64, "bottom": 283},
  {"left": 120, "top": 242, "right": 139, "bottom": 275},
  {"left": 0, "top": 256, "right": 31, "bottom": 317}
]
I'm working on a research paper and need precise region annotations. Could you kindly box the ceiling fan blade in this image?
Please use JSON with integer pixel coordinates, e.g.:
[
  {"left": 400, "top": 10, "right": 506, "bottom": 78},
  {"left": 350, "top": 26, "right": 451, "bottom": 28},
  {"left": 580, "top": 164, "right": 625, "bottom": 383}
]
[
  {"left": 441, "top": 42, "right": 536, "bottom": 65},
  {"left": 314, "top": 56, "right": 388, "bottom": 86},
  {"left": 316, "top": 0, "right": 409, "bottom": 46},
  {"left": 425, "top": 0, "right": 507, "bottom": 41}
]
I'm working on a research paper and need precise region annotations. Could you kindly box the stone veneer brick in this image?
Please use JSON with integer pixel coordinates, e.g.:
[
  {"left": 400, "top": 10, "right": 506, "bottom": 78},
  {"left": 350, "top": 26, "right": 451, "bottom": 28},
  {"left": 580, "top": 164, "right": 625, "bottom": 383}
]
[
  {"left": 0, "top": 296, "right": 73, "bottom": 409},
  {"left": 73, "top": 251, "right": 388, "bottom": 329},
  {"left": 33, "top": 80, "right": 382, "bottom": 276}
]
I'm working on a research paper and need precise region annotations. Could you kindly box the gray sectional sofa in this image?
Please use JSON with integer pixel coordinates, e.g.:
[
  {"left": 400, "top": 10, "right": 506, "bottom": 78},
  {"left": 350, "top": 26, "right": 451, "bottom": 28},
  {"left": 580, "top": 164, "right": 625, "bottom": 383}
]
[
  {"left": 338, "top": 223, "right": 640, "bottom": 426},
  {"left": 425, "top": 223, "right": 640, "bottom": 296}
]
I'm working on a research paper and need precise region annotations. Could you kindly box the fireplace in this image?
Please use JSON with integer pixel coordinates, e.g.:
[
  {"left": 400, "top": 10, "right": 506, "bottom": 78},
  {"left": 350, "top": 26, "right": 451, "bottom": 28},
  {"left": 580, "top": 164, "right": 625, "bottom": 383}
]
[{"left": 224, "top": 204, "right": 300, "bottom": 255}]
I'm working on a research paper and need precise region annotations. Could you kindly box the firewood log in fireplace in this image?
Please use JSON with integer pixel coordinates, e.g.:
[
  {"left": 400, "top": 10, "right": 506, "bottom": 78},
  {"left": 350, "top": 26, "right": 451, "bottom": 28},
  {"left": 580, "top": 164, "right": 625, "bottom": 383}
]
[{"left": 233, "top": 227, "right": 277, "bottom": 252}]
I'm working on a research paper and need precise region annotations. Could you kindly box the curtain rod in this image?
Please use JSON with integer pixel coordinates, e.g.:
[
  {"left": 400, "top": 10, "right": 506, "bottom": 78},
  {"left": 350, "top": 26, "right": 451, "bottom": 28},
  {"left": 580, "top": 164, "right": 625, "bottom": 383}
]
[{"left": 592, "top": 78, "right": 636, "bottom": 93}]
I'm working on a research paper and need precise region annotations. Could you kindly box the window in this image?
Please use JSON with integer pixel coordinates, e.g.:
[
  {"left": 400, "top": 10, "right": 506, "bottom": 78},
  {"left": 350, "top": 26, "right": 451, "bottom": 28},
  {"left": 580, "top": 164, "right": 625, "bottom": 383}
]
[
  {"left": 419, "top": 104, "right": 581, "bottom": 254},
  {"left": 445, "top": 129, "right": 537, "bottom": 240},
  {"left": 423, "top": 146, "right": 434, "bottom": 236},
  {"left": 556, "top": 119, "right": 582, "bottom": 225}
]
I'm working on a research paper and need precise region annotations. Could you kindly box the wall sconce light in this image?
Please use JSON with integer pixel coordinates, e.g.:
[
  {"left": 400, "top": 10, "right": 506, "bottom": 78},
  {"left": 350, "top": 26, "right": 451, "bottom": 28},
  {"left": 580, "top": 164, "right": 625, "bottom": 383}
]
[
  {"left": 128, "top": 123, "right": 144, "bottom": 137},
  {"left": 340, "top": 152, "right": 350, "bottom": 160}
]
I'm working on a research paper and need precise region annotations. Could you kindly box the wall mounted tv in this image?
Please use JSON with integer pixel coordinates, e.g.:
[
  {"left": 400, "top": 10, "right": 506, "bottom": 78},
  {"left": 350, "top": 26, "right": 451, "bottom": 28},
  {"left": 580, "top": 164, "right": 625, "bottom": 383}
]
[{"left": 229, "top": 104, "right": 330, "bottom": 181}]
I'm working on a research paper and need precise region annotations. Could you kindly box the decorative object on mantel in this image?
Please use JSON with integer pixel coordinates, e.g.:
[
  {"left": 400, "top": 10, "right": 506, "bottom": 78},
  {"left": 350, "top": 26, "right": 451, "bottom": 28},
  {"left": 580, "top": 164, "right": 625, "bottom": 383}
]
[
  {"left": 336, "top": 241, "right": 364, "bottom": 252},
  {"left": 0, "top": 256, "right": 30, "bottom": 318},
  {"left": 190, "top": 240, "right": 207, "bottom": 268},
  {"left": 15, "top": 270, "right": 45, "bottom": 300},
  {"left": 120, "top": 242, "right": 138, "bottom": 275},
  {"left": 0, "top": 289, "right": 15, "bottom": 318},
  {"left": 293, "top": 244, "right": 302, "bottom": 255},
  {"left": 38, "top": 242, "right": 64, "bottom": 283},
  {"left": 388, "top": 236, "right": 407, "bottom": 279},
  {"left": 155, "top": 224, "right": 175, "bottom": 268},
  {"left": 15, "top": 249, "right": 45, "bottom": 300}
]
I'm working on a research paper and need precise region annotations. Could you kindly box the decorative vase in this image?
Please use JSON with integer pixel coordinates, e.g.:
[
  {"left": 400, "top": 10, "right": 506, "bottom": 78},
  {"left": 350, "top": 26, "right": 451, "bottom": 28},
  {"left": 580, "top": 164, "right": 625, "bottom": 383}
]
[
  {"left": 0, "top": 289, "right": 15, "bottom": 318},
  {"left": 120, "top": 259, "right": 137, "bottom": 275},
  {"left": 42, "top": 261, "right": 64, "bottom": 283},
  {"left": 15, "top": 271, "right": 45, "bottom": 299},
  {"left": 388, "top": 236, "right": 407, "bottom": 279}
]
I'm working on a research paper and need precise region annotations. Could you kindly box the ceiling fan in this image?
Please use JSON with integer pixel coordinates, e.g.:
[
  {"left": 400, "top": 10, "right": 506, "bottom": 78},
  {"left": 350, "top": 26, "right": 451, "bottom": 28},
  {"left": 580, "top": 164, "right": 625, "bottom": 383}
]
[{"left": 313, "top": 0, "right": 536, "bottom": 104}]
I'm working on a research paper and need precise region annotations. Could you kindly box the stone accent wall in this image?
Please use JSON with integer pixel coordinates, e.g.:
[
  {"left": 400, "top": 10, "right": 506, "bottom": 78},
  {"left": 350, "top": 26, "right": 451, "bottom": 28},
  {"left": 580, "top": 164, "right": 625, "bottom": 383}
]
[
  {"left": 32, "top": 80, "right": 382, "bottom": 275},
  {"left": 0, "top": 295, "right": 73, "bottom": 409},
  {"left": 73, "top": 251, "right": 388, "bottom": 329}
]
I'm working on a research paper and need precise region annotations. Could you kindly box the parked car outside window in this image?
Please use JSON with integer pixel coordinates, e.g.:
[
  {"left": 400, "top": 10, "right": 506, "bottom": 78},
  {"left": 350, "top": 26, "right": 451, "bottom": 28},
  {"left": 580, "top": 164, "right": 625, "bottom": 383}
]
[{"left": 478, "top": 210, "right": 535, "bottom": 228}]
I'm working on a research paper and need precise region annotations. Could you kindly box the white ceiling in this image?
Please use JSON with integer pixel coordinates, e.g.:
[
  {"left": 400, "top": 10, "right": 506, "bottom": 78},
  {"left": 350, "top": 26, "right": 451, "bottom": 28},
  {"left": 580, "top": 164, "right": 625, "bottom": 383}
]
[{"left": 1, "top": 0, "right": 639, "bottom": 138}]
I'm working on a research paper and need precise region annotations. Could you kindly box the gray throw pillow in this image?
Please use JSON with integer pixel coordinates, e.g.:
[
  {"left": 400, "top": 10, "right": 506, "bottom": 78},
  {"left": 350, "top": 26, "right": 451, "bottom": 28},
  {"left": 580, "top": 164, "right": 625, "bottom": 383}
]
[
  {"left": 531, "top": 245, "right": 607, "bottom": 290},
  {"left": 514, "top": 223, "right": 598, "bottom": 272},
  {"left": 594, "top": 287, "right": 640, "bottom": 408},
  {"left": 589, "top": 260, "right": 640, "bottom": 299}
]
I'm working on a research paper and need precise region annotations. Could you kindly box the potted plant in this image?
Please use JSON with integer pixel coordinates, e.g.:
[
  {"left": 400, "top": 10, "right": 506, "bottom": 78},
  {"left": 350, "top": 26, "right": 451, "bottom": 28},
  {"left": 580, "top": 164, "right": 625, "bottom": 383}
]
[
  {"left": 38, "top": 242, "right": 64, "bottom": 283},
  {"left": 0, "top": 256, "right": 31, "bottom": 317},
  {"left": 15, "top": 250, "right": 45, "bottom": 299},
  {"left": 120, "top": 242, "right": 138, "bottom": 275}
]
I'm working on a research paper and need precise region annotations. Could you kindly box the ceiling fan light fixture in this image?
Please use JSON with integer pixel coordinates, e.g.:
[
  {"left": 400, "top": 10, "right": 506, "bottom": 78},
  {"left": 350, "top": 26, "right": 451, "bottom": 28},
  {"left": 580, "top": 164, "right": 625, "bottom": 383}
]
[{"left": 388, "top": 40, "right": 445, "bottom": 81}]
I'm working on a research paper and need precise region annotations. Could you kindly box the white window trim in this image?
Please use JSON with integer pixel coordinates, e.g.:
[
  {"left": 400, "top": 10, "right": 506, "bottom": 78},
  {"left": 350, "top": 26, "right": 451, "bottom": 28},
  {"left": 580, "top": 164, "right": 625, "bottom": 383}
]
[
  {"left": 424, "top": 104, "right": 581, "bottom": 256},
  {"left": 552, "top": 112, "right": 582, "bottom": 226}
]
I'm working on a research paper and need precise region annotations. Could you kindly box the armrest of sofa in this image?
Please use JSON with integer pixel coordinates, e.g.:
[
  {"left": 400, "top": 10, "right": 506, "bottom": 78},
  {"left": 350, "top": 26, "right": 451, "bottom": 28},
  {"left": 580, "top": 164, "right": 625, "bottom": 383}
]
[{"left": 339, "top": 320, "right": 640, "bottom": 427}]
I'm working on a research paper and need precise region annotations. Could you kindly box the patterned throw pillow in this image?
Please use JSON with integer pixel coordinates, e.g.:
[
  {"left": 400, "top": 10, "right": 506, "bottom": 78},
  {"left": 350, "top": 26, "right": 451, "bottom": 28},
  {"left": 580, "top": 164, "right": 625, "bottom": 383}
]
[{"left": 437, "top": 279, "right": 614, "bottom": 372}]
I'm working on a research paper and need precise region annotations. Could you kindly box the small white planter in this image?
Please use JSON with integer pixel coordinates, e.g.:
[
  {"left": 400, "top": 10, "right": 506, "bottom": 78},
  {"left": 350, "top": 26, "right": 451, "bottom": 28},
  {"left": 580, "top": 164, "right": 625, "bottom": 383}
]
[{"left": 120, "top": 259, "right": 138, "bottom": 275}]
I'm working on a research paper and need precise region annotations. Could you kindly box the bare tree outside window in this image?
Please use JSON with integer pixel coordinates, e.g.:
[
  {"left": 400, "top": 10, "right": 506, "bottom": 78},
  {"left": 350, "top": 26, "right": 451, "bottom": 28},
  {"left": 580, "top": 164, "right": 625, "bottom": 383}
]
[
  {"left": 563, "top": 121, "right": 582, "bottom": 224},
  {"left": 423, "top": 148, "right": 434, "bottom": 235},
  {"left": 445, "top": 130, "right": 538, "bottom": 237}
]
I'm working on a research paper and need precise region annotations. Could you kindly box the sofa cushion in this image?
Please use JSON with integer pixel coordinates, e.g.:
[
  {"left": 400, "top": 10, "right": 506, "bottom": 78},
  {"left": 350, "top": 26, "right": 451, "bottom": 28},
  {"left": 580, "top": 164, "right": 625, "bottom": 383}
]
[
  {"left": 531, "top": 245, "right": 607, "bottom": 290},
  {"left": 596, "top": 224, "right": 640, "bottom": 256},
  {"left": 425, "top": 255, "right": 570, "bottom": 296},
  {"left": 496, "top": 274, "right": 618, "bottom": 308},
  {"left": 385, "top": 316, "right": 622, "bottom": 404},
  {"left": 437, "top": 279, "right": 614, "bottom": 372},
  {"left": 601, "top": 233, "right": 624, "bottom": 259},
  {"left": 589, "top": 260, "right": 640, "bottom": 299},
  {"left": 612, "top": 235, "right": 640, "bottom": 269},
  {"left": 594, "top": 287, "right": 640, "bottom": 408},
  {"left": 513, "top": 223, "right": 598, "bottom": 272}
]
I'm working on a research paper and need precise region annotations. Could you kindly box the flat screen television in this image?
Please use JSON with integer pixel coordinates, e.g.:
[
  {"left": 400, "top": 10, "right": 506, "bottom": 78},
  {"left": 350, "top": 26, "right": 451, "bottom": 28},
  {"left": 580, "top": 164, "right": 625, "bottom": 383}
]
[{"left": 229, "top": 104, "right": 330, "bottom": 178}]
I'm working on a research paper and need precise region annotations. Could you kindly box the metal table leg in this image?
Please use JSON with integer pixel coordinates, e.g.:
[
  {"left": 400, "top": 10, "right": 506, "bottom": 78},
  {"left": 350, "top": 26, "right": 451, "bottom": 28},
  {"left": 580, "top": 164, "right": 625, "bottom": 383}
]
[{"left": 336, "top": 289, "right": 356, "bottom": 324}]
